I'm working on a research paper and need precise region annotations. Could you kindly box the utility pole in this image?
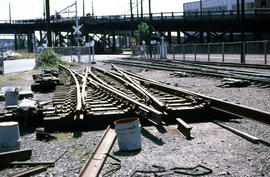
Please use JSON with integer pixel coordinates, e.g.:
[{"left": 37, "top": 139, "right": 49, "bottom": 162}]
[
  {"left": 130, "top": 0, "right": 134, "bottom": 37},
  {"left": 200, "top": 0, "right": 202, "bottom": 16},
  {"left": 237, "top": 0, "right": 240, "bottom": 18},
  {"left": 9, "top": 3, "right": 11, "bottom": 23},
  {"left": 240, "top": 0, "right": 245, "bottom": 63},
  {"left": 136, "top": 0, "right": 139, "bottom": 18},
  {"left": 83, "top": 0, "right": 85, "bottom": 17},
  {"left": 148, "top": 0, "right": 151, "bottom": 15},
  {"left": 241, "top": 0, "right": 245, "bottom": 19},
  {"left": 45, "top": 0, "right": 52, "bottom": 47},
  {"left": 199, "top": 0, "right": 203, "bottom": 42},
  {"left": 92, "top": 0, "right": 94, "bottom": 16},
  {"left": 43, "top": 0, "right": 45, "bottom": 20},
  {"left": 130, "top": 0, "right": 133, "bottom": 17},
  {"left": 141, "top": 0, "right": 143, "bottom": 21},
  {"left": 148, "top": 0, "right": 152, "bottom": 58}
]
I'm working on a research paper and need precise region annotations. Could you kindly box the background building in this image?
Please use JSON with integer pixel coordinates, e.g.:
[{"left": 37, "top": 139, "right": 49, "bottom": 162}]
[{"left": 183, "top": 0, "right": 269, "bottom": 12}]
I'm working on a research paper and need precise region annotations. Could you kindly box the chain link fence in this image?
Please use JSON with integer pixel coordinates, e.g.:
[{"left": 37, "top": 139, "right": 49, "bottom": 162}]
[
  {"left": 38, "top": 46, "right": 95, "bottom": 64},
  {"left": 0, "top": 49, "right": 4, "bottom": 74},
  {"left": 146, "top": 40, "right": 270, "bottom": 65}
]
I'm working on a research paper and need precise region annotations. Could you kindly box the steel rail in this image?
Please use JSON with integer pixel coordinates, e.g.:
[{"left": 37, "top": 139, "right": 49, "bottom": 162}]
[
  {"left": 65, "top": 65, "right": 270, "bottom": 124},
  {"left": 71, "top": 67, "right": 163, "bottom": 124},
  {"left": 125, "top": 57, "right": 270, "bottom": 78},
  {"left": 59, "top": 65, "right": 82, "bottom": 119},
  {"left": 106, "top": 60, "right": 270, "bottom": 84},
  {"left": 78, "top": 126, "right": 116, "bottom": 177},
  {"left": 10, "top": 165, "right": 48, "bottom": 177},
  {"left": 111, "top": 64, "right": 166, "bottom": 111},
  {"left": 70, "top": 70, "right": 130, "bottom": 117},
  {"left": 109, "top": 67, "right": 209, "bottom": 111},
  {"left": 92, "top": 66, "right": 166, "bottom": 111},
  {"left": 88, "top": 71, "right": 163, "bottom": 124},
  {"left": 119, "top": 68, "right": 270, "bottom": 125},
  {"left": 91, "top": 66, "right": 149, "bottom": 103},
  {"left": 81, "top": 67, "right": 88, "bottom": 117},
  {"left": 176, "top": 60, "right": 270, "bottom": 70}
]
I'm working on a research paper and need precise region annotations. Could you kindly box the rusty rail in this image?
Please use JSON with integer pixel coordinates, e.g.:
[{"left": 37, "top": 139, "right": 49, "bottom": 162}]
[
  {"left": 81, "top": 68, "right": 88, "bottom": 111},
  {"left": 120, "top": 68, "right": 270, "bottom": 124},
  {"left": 78, "top": 126, "right": 116, "bottom": 177},
  {"left": 10, "top": 165, "right": 48, "bottom": 177},
  {"left": 111, "top": 64, "right": 166, "bottom": 111},
  {"left": 88, "top": 71, "right": 163, "bottom": 124},
  {"left": 59, "top": 65, "right": 82, "bottom": 120},
  {"left": 106, "top": 60, "right": 270, "bottom": 85},
  {"left": 71, "top": 67, "right": 163, "bottom": 124}
]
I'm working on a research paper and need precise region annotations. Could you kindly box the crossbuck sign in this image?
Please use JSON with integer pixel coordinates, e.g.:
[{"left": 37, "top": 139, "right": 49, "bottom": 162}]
[{"left": 73, "top": 25, "right": 82, "bottom": 35}]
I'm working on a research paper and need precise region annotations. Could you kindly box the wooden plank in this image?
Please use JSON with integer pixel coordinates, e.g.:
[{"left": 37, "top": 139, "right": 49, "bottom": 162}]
[{"left": 0, "top": 149, "right": 32, "bottom": 165}]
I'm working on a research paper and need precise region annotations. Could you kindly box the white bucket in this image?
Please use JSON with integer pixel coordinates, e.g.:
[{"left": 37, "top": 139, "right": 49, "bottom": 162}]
[
  {"left": 114, "top": 118, "right": 141, "bottom": 151},
  {"left": 0, "top": 121, "right": 21, "bottom": 153},
  {"left": 5, "top": 87, "right": 20, "bottom": 107}
]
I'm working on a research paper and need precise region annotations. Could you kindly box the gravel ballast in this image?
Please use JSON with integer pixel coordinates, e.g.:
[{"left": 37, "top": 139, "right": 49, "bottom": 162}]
[{"left": 0, "top": 56, "right": 269, "bottom": 176}]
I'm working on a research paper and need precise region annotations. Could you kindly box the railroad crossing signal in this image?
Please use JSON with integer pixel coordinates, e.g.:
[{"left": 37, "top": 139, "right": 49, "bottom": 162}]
[
  {"left": 73, "top": 25, "right": 82, "bottom": 35},
  {"left": 131, "top": 37, "right": 136, "bottom": 43}
]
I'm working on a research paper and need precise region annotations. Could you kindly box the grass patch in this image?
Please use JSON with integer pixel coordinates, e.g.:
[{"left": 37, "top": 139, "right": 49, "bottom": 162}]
[
  {"left": 0, "top": 74, "right": 21, "bottom": 84},
  {"left": 0, "top": 69, "right": 41, "bottom": 84},
  {"left": 122, "top": 48, "right": 131, "bottom": 51},
  {"left": 8, "top": 52, "right": 35, "bottom": 60},
  {"left": 35, "top": 49, "right": 76, "bottom": 69},
  {"left": 57, "top": 133, "right": 76, "bottom": 141}
]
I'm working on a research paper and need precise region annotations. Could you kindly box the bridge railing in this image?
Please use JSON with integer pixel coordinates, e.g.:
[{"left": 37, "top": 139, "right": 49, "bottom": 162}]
[
  {"left": 1, "top": 8, "right": 270, "bottom": 25},
  {"left": 145, "top": 40, "right": 270, "bottom": 65}
]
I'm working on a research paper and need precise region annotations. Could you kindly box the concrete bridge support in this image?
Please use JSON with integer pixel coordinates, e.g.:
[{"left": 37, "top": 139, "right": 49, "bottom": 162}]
[
  {"left": 167, "top": 31, "right": 172, "bottom": 45},
  {"left": 14, "top": 34, "right": 18, "bottom": 51},
  {"left": 112, "top": 31, "right": 116, "bottom": 52},
  {"left": 177, "top": 31, "right": 181, "bottom": 44},
  {"left": 27, "top": 31, "right": 33, "bottom": 53}
]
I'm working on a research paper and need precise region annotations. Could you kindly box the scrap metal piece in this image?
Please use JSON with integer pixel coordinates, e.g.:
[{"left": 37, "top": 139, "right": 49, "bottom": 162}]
[
  {"left": 9, "top": 161, "right": 55, "bottom": 167},
  {"left": 78, "top": 126, "right": 116, "bottom": 177},
  {"left": 175, "top": 118, "right": 193, "bottom": 140},
  {"left": 36, "top": 128, "right": 57, "bottom": 141},
  {"left": 0, "top": 149, "right": 32, "bottom": 165},
  {"left": 9, "top": 165, "right": 48, "bottom": 177},
  {"left": 213, "top": 120, "right": 260, "bottom": 143},
  {"left": 218, "top": 78, "right": 250, "bottom": 88}
]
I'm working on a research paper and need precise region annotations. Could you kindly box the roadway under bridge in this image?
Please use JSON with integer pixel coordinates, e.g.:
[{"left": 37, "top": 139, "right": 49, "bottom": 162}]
[{"left": 0, "top": 10, "right": 270, "bottom": 52}]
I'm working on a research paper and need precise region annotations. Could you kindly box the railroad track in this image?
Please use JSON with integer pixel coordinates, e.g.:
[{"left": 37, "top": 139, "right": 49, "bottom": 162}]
[
  {"left": 1, "top": 64, "right": 270, "bottom": 177},
  {"left": 41, "top": 64, "right": 270, "bottom": 125},
  {"left": 1, "top": 64, "right": 269, "bottom": 126},
  {"left": 105, "top": 58, "right": 270, "bottom": 86},
  {"left": 91, "top": 66, "right": 209, "bottom": 115},
  {"left": 175, "top": 60, "right": 270, "bottom": 70}
]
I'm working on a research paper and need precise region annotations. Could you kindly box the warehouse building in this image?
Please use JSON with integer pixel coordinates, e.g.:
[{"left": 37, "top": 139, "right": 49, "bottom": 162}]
[{"left": 183, "top": 0, "right": 270, "bottom": 12}]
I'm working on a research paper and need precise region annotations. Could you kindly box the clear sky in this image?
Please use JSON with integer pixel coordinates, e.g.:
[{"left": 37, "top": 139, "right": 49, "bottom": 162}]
[{"left": 0, "top": 0, "right": 196, "bottom": 20}]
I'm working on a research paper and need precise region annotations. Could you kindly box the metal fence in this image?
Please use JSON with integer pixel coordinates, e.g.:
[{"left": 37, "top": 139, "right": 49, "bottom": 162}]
[
  {"left": 0, "top": 49, "right": 3, "bottom": 74},
  {"left": 146, "top": 40, "right": 270, "bottom": 65}
]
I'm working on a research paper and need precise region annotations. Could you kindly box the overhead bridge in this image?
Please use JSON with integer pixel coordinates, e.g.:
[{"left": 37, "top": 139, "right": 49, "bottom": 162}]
[{"left": 0, "top": 9, "right": 270, "bottom": 51}]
